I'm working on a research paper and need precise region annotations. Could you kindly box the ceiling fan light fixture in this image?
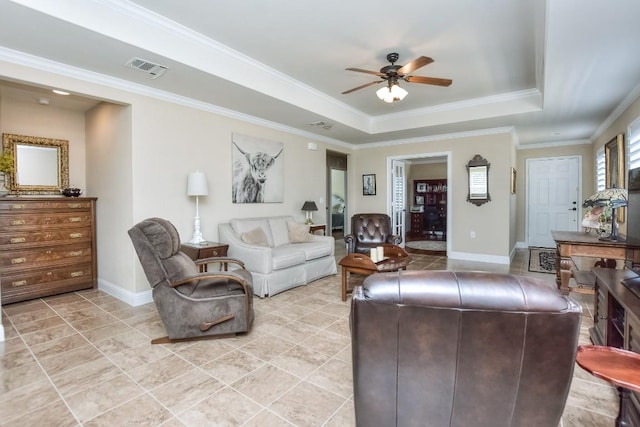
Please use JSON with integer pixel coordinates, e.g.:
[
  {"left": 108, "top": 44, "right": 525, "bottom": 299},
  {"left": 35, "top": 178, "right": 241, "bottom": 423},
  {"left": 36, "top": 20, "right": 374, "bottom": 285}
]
[{"left": 376, "top": 84, "right": 408, "bottom": 103}]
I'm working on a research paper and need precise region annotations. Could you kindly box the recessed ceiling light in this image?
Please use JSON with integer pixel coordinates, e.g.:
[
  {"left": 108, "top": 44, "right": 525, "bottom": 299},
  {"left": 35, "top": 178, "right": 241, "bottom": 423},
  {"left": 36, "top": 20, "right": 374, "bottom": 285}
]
[{"left": 52, "top": 89, "right": 70, "bottom": 95}]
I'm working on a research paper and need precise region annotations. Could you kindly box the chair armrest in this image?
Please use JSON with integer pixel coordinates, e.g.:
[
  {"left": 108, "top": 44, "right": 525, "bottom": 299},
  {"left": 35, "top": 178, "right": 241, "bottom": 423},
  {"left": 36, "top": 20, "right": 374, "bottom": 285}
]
[
  {"left": 195, "top": 257, "right": 246, "bottom": 269},
  {"left": 344, "top": 234, "right": 356, "bottom": 254},
  {"left": 171, "top": 271, "right": 251, "bottom": 295},
  {"left": 387, "top": 235, "right": 402, "bottom": 245}
]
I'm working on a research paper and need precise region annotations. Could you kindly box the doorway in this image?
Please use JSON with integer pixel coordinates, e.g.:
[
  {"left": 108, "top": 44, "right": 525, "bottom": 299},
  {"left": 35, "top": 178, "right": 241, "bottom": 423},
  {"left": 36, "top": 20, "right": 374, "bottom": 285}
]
[
  {"left": 327, "top": 151, "right": 348, "bottom": 240},
  {"left": 526, "top": 156, "right": 582, "bottom": 247},
  {"left": 387, "top": 152, "right": 452, "bottom": 253}
]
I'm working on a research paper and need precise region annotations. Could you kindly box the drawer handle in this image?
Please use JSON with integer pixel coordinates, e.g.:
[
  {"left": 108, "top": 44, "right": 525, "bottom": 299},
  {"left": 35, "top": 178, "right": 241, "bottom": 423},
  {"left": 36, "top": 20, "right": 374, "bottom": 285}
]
[
  {"left": 70, "top": 271, "right": 84, "bottom": 277},
  {"left": 11, "top": 257, "right": 26, "bottom": 264},
  {"left": 11, "top": 280, "right": 27, "bottom": 287},
  {"left": 69, "top": 203, "right": 82, "bottom": 208},
  {"left": 69, "top": 217, "right": 82, "bottom": 222},
  {"left": 10, "top": 237, "right": 26, "bottom": 244},
  {"left": 69, "top": 251, "right": 83, "bottom": 257},
  {"left": 10, "top": 204, "right": 24, "bottom": 209},
  {"left": 69, "top": 233, "right": 83, "bottom": 239},
  {"left": 10, "top": 219, "right": 26, "bottom": 226}
]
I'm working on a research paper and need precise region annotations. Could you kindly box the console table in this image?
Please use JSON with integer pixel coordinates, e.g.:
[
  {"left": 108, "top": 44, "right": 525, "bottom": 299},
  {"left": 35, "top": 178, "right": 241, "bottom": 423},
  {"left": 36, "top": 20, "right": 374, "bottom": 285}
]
[{"left": 551, "top": 230, "right": 626, "bottom": 295}]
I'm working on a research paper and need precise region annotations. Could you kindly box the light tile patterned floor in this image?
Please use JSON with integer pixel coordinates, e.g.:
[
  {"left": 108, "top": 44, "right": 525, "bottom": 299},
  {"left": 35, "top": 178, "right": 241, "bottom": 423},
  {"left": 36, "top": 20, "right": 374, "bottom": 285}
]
[{"left": 0, "top": 245, "right": 618, "bottom": 426}]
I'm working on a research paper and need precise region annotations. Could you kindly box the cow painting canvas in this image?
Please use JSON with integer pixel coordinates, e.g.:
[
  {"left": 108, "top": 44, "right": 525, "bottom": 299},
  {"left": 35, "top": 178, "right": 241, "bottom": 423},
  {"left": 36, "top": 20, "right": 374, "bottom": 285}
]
[{"left": 232, "top": 133, "right": 284, "bottom": 203}]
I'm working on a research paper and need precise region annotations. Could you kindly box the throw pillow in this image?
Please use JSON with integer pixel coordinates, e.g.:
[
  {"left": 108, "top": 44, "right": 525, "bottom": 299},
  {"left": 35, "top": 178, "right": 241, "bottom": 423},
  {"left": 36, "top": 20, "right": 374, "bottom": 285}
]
[
  {"left": 241, "top": 227, "right": 269, "bottom": 246},
  {"left": 287, "top": 221, "right": 313, "bottom": 243}
]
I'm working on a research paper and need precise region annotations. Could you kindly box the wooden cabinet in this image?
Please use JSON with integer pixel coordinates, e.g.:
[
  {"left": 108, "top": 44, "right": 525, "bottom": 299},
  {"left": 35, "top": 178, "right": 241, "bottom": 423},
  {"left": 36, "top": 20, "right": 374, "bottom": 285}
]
[
  {"left": 0, "top": 197, "right": 97, "bottom": 305},
  {"left": 410, "top": 213, "right": 423, "bottom": 234},
  {"left": 412, "top": 179, "right": 447, "bottom": 237},
  {"left": 414, "top": 179, "right": 447, "bottom": 207},
  {"left": 591, "top": 268, "right": 640, "bottom": 424}
]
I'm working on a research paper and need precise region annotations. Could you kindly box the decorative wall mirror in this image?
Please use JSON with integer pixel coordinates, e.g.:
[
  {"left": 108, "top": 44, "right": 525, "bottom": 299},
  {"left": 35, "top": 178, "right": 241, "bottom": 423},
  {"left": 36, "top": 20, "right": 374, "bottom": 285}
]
[
  {"left": 2, "top": 133, "right": 69, "bottom": 195},
  {"left": 466, "top": 154, "right": 491, "bottom": 206}
]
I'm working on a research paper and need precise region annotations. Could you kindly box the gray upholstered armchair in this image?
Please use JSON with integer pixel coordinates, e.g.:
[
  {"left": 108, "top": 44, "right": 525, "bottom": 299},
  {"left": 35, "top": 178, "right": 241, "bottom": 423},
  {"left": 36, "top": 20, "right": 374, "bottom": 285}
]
[
  {"left": 344, "top": 213, "right": 402, "bottom": 254},
  {"left": 128, "top": 217, "right": 254, "bottom": 343}
]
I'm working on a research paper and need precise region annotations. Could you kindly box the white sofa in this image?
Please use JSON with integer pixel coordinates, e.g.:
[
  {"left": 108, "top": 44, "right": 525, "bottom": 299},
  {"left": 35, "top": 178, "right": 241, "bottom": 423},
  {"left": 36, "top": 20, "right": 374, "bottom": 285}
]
[{"left": 218, "top": 216, "right": 337, "bottom": 297}]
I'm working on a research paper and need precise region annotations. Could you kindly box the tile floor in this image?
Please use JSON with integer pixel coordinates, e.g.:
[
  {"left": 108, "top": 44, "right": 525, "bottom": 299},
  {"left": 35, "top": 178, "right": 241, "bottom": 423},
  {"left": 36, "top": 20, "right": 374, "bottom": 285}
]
[{"left": 0, "top": 245, "right": 620, "bottom": 426}]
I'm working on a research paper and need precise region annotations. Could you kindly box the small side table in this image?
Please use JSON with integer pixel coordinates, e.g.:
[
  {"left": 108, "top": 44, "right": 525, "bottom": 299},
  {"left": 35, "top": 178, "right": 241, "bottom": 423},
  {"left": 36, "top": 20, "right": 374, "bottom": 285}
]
[
  {"left": 576, "top": 345, "right": 640, "bottom": 426},
  {"left": 309, "top": 224, "right": 326, "bottom": 235},
  {"left": 180, "top": 242, "right": 229, "bottom": 272}
]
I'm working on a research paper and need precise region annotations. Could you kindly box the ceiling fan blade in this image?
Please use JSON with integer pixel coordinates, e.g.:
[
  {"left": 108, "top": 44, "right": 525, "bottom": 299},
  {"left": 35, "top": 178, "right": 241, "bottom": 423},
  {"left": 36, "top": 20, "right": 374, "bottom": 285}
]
[
  {"left": 342, "top": 80, "right": 383, "bottom": 94},
  {"left": 404, "top": 75, "right": 452, "bottom": 87},
  {"left": 397, "top": 56, "right": 433, "bottom": 75},
  {"left": 345, "top": 67, "right": 386, "bottom": 77}
]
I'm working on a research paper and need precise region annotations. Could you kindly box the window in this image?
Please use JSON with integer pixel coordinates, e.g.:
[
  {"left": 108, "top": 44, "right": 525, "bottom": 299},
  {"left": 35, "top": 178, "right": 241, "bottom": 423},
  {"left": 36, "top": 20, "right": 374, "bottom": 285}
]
[
  {"left": 629, "top": 117, "right": 640, "bottom": 170},
  {"left": 596, "top": 146, "right": 605, "bottom": 191}
]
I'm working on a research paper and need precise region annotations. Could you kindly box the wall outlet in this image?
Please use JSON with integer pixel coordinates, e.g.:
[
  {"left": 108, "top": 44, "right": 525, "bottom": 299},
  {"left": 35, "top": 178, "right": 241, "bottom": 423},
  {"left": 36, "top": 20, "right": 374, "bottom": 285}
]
[{"left": 470, "top": 230, "right": 476, "bottom": 238}]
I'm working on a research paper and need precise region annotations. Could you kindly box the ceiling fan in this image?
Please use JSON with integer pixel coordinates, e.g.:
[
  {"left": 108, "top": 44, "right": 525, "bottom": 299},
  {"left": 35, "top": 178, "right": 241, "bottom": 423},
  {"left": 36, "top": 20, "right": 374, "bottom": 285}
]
[{"left": 342, "top": 52, "right": 452, "bottom": 102}]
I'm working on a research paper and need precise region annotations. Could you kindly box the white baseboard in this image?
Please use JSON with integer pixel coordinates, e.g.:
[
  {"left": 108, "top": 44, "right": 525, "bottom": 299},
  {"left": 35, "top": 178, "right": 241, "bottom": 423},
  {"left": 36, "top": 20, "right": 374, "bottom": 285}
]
[
  {"left": 98, "top": 278, "right": 153, "bottom": 307},
  {"left": 0, "top": 324, "right": 4, "bottom": 342},
  {"left": 448, "top": 250, "right": 511, "bottom": 265},
  {"left": 515, "top": 241, "right": 528, "bottom": 249}
]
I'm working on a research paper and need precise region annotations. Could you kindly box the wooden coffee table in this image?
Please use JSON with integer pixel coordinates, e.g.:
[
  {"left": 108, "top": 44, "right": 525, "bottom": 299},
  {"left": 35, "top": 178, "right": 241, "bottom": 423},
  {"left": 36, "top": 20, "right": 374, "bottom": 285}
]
[
  {"left": 339, "top": 244, "right": 410, "bottom": 301},
  {"left": 576, "top": 345, "right": 640, "bottom": 426}
]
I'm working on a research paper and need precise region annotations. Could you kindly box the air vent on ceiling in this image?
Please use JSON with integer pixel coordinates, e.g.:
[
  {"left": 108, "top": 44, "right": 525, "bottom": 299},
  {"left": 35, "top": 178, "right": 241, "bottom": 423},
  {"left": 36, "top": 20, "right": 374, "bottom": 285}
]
[{"left": 124, "top": 57, "right": 168, "bottom": 79}]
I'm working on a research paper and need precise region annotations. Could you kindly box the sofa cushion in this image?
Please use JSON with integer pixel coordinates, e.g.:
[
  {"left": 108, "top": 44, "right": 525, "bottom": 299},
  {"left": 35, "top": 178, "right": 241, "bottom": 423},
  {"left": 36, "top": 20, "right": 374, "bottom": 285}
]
[
  {"left": 231, "top": 219, "right": 274, "bottom": 247},
  {"left": 288, "top": 221, "right": 313, "bottom": 243},
  {"left": 268, "top": 217, "right": 290, "bottom": 247},
  {"left": 271, "top": 245, "right": 306, "bottom": 270},
  {"left": 296, "top": 240, "right": 333, "bottom": 260},
  {"left": 241, "top": 227, "right": 269, "bottom": 246}
]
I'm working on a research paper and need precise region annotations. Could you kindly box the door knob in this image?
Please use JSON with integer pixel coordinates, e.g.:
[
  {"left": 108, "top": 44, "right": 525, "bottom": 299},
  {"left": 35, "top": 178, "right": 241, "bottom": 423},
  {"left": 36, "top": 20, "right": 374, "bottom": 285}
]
[{"left": 569, "top": 207, "right": 577, "bottom": 211}]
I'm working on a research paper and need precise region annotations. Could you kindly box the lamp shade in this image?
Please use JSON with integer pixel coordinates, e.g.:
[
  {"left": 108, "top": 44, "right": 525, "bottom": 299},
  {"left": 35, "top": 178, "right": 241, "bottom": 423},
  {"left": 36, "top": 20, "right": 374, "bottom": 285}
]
[
  {"left": 582, "top": 187, "right": 628, "bottom": 208},
  {"left": 187, "top": 171, "right": 208, "bottom": 196},
  {"left": 301, "top": 201, "right": 318, "bottom": 212}
]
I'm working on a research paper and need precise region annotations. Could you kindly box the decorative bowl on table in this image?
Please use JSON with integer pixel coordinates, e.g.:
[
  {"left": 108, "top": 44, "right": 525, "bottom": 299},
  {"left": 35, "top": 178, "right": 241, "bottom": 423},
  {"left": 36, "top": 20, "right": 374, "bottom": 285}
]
[{"left": 61, "top": 188, "right": 82, "bottom": 197}]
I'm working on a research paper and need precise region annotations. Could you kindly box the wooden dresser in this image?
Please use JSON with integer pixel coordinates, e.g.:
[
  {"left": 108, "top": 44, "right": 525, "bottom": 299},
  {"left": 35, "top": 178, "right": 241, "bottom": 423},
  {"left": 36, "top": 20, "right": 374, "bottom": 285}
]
[{"left": 0, "top": 197, "right": 97, "bottom": 305}]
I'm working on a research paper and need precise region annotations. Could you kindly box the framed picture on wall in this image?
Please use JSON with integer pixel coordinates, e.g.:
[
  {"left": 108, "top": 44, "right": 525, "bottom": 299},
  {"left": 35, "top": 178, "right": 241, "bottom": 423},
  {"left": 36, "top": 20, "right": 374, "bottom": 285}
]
[
  {"left": 605, "top": 133, "right": 625, "bottom": 189},
  {"left": 363, "top": 174, "right": 376, "bottom": 196},
  {"left": 605, "top": 133, "right": 625, "bottom": 222}
]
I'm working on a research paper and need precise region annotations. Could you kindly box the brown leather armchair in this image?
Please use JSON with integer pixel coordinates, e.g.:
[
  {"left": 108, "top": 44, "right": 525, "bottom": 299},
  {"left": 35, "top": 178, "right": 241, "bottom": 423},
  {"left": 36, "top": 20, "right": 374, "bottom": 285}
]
[
  {"left": 344, "top": 213, "right": 402, "bottom": 254},
  {"left": 128, "top": 217, "right": 254, "bottom": 343},
  {"left": 350, "top": 270, "right": 581, "bottom": 427}
]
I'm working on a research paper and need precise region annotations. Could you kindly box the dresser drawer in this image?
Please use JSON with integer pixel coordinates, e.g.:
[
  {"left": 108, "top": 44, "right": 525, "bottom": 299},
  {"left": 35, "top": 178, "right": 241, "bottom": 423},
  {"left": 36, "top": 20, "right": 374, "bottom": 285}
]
[
  {"left": 0, "top": 243, "right": 93, "bottom": 272},
  {"left": 0, "top": 199, "right": 93, "bottom": 211},
  {"left": 0, "top": 227, "right": 92, "bottom": 250},
  {"left": 0, "top": 212, "right": 93, "bottom": 230},
  {"left": 1, "top": 264, "right": 94, "bottom": 305}
]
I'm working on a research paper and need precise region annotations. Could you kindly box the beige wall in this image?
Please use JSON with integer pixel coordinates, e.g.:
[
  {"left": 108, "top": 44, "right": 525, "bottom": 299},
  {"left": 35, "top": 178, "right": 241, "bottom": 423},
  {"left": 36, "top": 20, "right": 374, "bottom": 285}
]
[
  {"left": 0, "top": 61, "right": 358, "bottom": 300},
  {"left": 7, "top": 58, "right": 640, "bottom": 302},
  {"left": 352, "top": 132, "right": 515, "bottom": 262},
  {"left": 0, "top": 96, "right": 87, "bottom": 189}
]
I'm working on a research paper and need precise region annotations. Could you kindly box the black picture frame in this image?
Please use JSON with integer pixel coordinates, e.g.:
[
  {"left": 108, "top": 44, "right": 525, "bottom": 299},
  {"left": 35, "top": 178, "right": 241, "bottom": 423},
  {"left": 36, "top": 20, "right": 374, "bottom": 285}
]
[{"left": 363, "top": 174, "right": 376, "bottom": 196}]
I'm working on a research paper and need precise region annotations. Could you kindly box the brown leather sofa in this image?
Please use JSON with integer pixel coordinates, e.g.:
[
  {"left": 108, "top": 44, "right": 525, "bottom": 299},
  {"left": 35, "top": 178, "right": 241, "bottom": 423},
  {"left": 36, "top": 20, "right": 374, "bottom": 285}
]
[
  {"left": 345, "top": 213, "right": 402, "bottom": 254},
  {"left": 350, "top": 270, "right": 581, "bottom": 427}
]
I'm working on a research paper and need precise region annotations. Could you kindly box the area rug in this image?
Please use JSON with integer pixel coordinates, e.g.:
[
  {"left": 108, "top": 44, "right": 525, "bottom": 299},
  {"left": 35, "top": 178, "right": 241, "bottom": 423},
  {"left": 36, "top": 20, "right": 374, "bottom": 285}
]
[
  {"left": 406, "top": 240, "right": 446, "bottom": 252},
  {"left": 528, "top": 248, "right": 556, "bottom": 273}
]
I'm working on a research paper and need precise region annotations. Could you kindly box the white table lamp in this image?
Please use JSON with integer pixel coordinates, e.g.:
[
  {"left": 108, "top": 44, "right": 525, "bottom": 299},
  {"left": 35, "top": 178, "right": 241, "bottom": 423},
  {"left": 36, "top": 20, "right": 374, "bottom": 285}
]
[{"left": 187, "top": 170, "right": 208, "bottom": 244}]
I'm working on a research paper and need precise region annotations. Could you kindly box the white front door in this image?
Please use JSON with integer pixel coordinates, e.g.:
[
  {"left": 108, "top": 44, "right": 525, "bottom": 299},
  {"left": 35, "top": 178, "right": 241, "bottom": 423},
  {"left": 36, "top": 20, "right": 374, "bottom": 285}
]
[
  {"left": 391, "top": 160, "right": 406, "bottom": 245},
  {"left": 527, "top": 156, "right": 581, "bottom": 247}
]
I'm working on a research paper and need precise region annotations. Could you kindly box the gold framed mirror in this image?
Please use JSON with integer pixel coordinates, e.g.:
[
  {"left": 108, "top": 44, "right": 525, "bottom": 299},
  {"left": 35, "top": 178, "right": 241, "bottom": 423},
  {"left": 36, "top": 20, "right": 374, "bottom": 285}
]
[{"left": 2, "top": 133, "right": 69, "bottom": 195}]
